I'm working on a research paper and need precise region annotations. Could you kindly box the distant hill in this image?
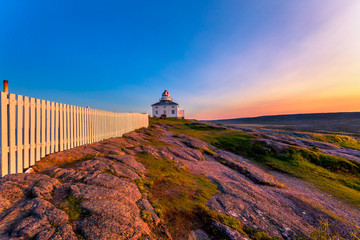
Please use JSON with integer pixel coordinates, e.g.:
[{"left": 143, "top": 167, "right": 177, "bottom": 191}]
[
  {"left": 211, "top": 112, "right": 360, "bottom": 135},
  {"left": 212, "top": 112, "right": 360, "bottom": 124}
]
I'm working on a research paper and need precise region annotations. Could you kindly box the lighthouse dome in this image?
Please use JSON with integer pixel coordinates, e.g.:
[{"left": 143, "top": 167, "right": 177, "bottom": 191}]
[{"left": 161, "top": 90, "right": 172, "bottom": 101}]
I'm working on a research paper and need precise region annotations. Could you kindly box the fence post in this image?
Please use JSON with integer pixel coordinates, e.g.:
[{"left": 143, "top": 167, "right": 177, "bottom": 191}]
[
  {"left": 3, "top": 80, "right": 8, "bottom": 93},
  {"left": 0, "top": 92, "right": 9, "bottom": 176}
]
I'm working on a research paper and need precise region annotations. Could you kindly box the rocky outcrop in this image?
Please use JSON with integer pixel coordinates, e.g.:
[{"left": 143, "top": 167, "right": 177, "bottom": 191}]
[
  {"left": 0, "top": 137, "right": 150, "bottom": 239},
  {"left": 188, "top": 229, "right": 211, "bottom": 240},
  {"left": 0, "top": 123, "right": 359, "bottom": 239},
  {"left": 215, "top": 150, "right": 283, "bottom": 187},
  {"left": 138, "top": 193, "right": 161, "bottom": 226},
  {"left": 212, "top": 222, "right": 249, "bottom": 240}
]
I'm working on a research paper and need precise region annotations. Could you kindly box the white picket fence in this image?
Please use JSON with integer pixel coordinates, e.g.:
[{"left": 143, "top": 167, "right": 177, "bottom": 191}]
[{"left": 0, "top": 91, "right": 148, "bottom": 177}]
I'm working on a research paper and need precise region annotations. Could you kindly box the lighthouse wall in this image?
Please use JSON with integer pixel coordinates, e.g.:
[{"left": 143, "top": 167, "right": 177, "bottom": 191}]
[{"left": 152, "top": 105, "right": 179, "bottom": 118}]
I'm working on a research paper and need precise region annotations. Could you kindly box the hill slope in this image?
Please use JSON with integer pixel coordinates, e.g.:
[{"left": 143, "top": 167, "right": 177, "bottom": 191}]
[{"left": 0, "top": 118, "right": 359, "bottom": 239}]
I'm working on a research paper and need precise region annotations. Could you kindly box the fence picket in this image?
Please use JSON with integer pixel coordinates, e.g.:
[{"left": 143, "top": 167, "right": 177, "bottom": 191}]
[
  {"left": 59, "top": 103, "right": 64, "bottom": 151},
  {"left": 76, "top": 106, "right": 79, "bottom": 146},
  {"left": 82, "top": 108, "right": 85, "bottom": 145},
  {"left": 23, "top": 97, "right": 30, "bottom": 169},
  {"left": 40, "top": 100, "right": 45, "bottom": 158},
  {"left": 66, "top": 105, "right": 70, "bottom": 150},
  {"left": 80, "top": 107, "right": 83, "bottom": 145},
  {"left": 65, "top": 104, "right": 69, "bottom": 150},
  {"left": 9, "top": 94, "right": 16, "bottom": 174},
  {"left": 30, "top": 98, "right": 36, "bottom": 165},
  {"left": 55, "top": 102, "right": 59, "bottom": 152},
  {"left": 73, "top": 106, "right": 77, "bottom": 147},
  {"left": 36, "top": 99, "right": 41, "bottom": 161},
  {"left": 50, "top": 101, "right": 55, "bottom": 153},
  {"left": 17, "top": 95, "right": 23, "bottom": 173}
]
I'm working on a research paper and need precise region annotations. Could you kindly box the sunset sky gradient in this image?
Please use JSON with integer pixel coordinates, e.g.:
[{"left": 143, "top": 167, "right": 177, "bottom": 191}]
[{"left": 1, "top": 0, "right": 359, "bottom": 119}]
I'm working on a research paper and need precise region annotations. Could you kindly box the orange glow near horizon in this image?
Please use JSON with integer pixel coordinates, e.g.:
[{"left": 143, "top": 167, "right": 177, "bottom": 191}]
[
  {"left": 197, "top": 95, "right": 360, "bottom": 120},
  {"left": 185, "top": 2, "right": 360, "bottom": 120}
]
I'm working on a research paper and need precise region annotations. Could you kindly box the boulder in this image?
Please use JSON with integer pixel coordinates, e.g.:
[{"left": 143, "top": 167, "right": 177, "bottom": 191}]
[
  {"left": 188, "top": 229, "right": 211, "bottom": 240},
  {"left": 212, "top": 222, "right": 249, "bottom": 240},
  {"left": 216, "top": 151, "right": 283, "bottom": 187},
  {"left": 77, "top": 199, "right": 149, "bottom": 240},
  {"left": 138, "top": 196, "right": 160, "bottom": 225}
]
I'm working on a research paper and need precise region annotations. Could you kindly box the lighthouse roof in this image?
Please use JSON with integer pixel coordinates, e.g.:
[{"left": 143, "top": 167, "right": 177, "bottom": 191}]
[
  {"left": 151, "top": 100, "right": 179, "bottom": 106},
  {"left": 163, "top": 90, "right": 170, "bottom": 96}
]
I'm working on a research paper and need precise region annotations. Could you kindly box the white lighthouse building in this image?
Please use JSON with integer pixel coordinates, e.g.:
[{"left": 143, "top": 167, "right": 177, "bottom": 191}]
[{"left": 151, "top": 90, "right": 184, "bottom": 118}]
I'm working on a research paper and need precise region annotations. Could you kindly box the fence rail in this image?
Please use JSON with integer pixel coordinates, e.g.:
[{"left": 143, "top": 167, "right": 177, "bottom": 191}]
[{"left": 0, "top": 91, "right": 148, "bottom": 176}]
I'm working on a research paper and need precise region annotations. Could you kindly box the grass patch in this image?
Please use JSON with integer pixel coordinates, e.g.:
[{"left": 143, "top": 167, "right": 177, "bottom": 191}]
[
  {"left": 136, "top": 150, "right": 277, "bottom": 239},
  {"left": 136, "top": 151, "right": 219, "bottom": 238},
  {"left": 102, "top": 169, "right": 116, "bottom": 176},
  {"left": 312, "top": 133, "right": 360, "bottom": 150},
  {"left": 140, "top": 209, "right": 153, "bottom": 224},
  {"left": 150, "top": 118, "right": 360, "bottom": 207},
  {"left": 58, "top": 194, "right": 83, "bottom": 221},
  {"left": 136, "top": 152, "right": 217, "bottom": 214},
  {"left": 184, "top": 122, "right": 222, "bottom": 131},
  {"left": 243, "top": 226, "right": 281, "bottom": 240},
  {"left": 58, "top": 154, "right": 99, "bottom": 168},
  {"left": 309, "top": 218, "right": 360, "bottom": 240}
]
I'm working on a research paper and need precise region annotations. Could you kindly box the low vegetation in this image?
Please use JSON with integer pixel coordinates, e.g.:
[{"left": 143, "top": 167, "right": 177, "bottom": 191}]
[
  {"left": 135, "top": 152, "right": 221, "bottom": 238},
  {"left": 150, "top": 118, "right": 360, "bottom": 207},
  {"left": 58, "top": 194, "right": 84, "bottom": 221},
  {"left": 310, "top": 219, "right": 360, "bottom": 240},
  {"left": 311, "top": 133, "right": 360, "bottom": 150},
  {"left": 135, "top": 142, "right": 279, "bottom": 239}
]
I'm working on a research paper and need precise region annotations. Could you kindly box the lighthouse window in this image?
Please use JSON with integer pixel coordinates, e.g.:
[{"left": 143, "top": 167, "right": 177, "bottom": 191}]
[
  {"left": 164, "top": 110, "right": 166, "bottom": 114},
  {"left": 155, "top": 111, "right": 158, "bottom": 114},
  {"left": 172, "top": 106, "right": 174, "bottom": 108},
  {"left": 164, "top": 106, "right": 166, "bottom": 108},
  {"left": 172, "top": 110, "right": 175, "bottom": 114}
]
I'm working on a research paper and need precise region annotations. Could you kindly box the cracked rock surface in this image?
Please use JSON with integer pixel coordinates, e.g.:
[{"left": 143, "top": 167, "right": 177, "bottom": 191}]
[{"left": 0, "top": 123, "right": 359, "bottom": 239}]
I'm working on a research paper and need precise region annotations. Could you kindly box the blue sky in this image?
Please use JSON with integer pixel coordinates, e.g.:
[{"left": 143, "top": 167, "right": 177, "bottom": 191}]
[{"left": 1, "top": 0, "right": 359, "bottom": 119}]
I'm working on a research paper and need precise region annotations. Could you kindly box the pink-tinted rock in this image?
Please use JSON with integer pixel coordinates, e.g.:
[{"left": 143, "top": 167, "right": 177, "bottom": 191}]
[{"left": 77, "top": 199, "right": 149, "bottom": 240}]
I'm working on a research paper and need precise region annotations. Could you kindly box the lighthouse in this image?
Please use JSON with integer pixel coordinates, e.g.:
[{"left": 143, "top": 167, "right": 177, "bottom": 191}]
[{"left": 151, "top": 90, "right": 185, "bottom": 118}]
